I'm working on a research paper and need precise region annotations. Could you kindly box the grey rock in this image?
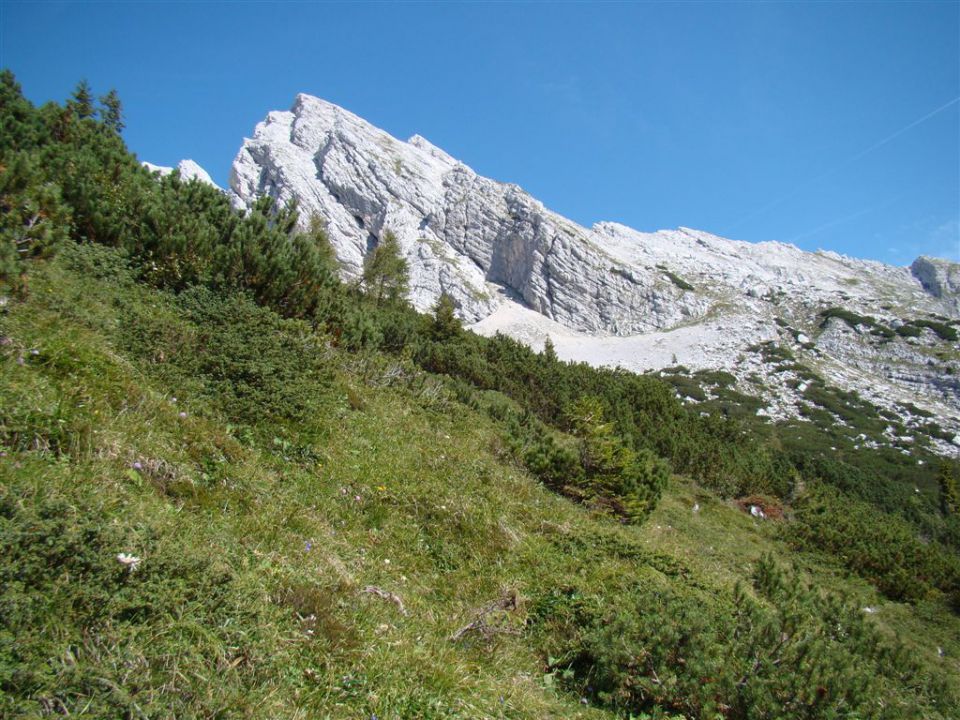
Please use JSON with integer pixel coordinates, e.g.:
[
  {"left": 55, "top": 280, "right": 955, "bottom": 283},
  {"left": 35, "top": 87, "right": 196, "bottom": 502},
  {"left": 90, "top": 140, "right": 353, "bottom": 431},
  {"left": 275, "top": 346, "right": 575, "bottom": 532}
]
[
  {"left": 143, "top": 159, "right": 219, "bottom": 189},
  {"left": 228, "top": 94, "right": 704, "bottom": 330},
  {"left": 227, "top": 93, "right": 960, "bottom": 452},
  {"left": 912, "top": 256, "right": 960, "bottom": 310}
]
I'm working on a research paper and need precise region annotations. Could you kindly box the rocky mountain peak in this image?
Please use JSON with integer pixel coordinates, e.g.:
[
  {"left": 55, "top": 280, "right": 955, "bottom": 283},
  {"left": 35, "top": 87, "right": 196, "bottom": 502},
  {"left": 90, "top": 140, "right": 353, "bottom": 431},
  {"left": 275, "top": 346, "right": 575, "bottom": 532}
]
[
  {"left": 143, "top": 159, "right": 218, "bottom": 189},
  {"left": 912, "top": 256, "right": 960, "bottom": 309},
  {"left": 227, "top": 93, "right": 960, "bottom": 449},
  {"left": 407, "top": 134, "right": 458, "bottom": 164}
]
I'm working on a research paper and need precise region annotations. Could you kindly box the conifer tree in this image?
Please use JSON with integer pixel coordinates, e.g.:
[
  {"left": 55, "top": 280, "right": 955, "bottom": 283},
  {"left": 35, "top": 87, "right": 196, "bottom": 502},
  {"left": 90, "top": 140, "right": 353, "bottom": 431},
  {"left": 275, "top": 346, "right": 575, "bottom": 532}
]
[
  {"left": 431, "top": 292, "right": 461, "bottom": 340},
  {"left": 543, "top": 336, "right": 558, "bottom": 363},
  {"left": 362, "top": 230, "right": 409, "bottom": 305},
  {"left": 99, "top": 89, "right": 124, "bottom": 133},
  {"left": 939, "top": 463, "right": 960, "bottom": 516},
  {"left": 0, "top": 70, "right": 40, "bottom": 154},
  {"left": 0, "top": 154, "right": 69, "bottom": 296},
  {"left": 568, "top": 396, "right": 668, "bottom": 521},
  {"left": 69, "top": 79, "right": 95, "bottom": 119}
]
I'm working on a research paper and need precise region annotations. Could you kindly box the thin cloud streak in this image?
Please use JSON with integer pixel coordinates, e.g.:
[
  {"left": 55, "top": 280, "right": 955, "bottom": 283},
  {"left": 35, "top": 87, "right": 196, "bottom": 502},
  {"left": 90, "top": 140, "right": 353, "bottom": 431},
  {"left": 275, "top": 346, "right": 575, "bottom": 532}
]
[
  {"left": 725, "top": 95, "right": 960, "bottom": 234},
  {"left": 788, "top": 204, "right": 885, "bottom": 244}
]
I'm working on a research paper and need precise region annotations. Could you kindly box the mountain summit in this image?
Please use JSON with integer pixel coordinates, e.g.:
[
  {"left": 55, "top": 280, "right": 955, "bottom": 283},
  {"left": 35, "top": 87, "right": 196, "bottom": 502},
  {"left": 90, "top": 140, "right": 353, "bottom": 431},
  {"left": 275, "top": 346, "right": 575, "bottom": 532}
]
[{"left": 228, "top": 93, "right": 959, "bottom": 443}]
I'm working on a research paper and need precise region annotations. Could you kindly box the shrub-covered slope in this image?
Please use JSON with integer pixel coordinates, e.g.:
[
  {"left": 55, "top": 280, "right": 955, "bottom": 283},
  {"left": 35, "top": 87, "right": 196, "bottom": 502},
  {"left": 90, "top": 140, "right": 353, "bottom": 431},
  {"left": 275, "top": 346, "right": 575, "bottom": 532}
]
[
  {"left": 2, "top": 244, "right": 958, "bottom": 718},
  {"left": 2, "top": 72, "right": 960, "bottom": 718}
]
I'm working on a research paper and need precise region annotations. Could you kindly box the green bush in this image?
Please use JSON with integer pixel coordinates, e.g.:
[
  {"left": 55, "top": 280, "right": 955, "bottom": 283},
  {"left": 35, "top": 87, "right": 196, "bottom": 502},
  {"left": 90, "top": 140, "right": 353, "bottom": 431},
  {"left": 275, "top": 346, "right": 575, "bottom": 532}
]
[
  {"left": 908, "top": 320, "right": 958, "bottom": 342},
  {"left": 0, "top": 152, "right": 70, "bottom": 296},
  {"left": 748, "top": 341, "right": 795, "bottom": 363},
  {"left": 507, "top": 415, "right": 584, "bottom": 491},
  {"left": 819, "top": 307, "right": 877, "bottom": 330},
  {"left": 788, "top": 485, "right": 960, "bottom": 602},
  {"left": 662, "top": 269, "right": 694, "bottom": 291},
  {"left": 534, "top": 556, "right": 955, "bottom": 719},
  {"left": 120, "top": 288, "right": 333, "bottom": 427}
]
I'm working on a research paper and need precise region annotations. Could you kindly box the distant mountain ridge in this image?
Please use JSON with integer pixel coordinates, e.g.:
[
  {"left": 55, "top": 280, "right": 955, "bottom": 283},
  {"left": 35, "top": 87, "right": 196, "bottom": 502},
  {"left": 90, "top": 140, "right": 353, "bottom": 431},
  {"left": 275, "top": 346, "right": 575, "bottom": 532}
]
[
  {"left": 173, "top": 93, "right": 960, "bottom": 450},
  {"left": 143, "top": 159, "right": 219, "bottom": 188}
]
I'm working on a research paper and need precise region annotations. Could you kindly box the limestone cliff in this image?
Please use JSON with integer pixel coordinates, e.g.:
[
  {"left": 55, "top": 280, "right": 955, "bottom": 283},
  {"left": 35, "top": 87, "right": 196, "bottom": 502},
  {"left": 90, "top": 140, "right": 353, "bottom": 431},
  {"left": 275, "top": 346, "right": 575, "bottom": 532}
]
[{"left": 227, "top": 93, "right": 960, "bottom": 450}]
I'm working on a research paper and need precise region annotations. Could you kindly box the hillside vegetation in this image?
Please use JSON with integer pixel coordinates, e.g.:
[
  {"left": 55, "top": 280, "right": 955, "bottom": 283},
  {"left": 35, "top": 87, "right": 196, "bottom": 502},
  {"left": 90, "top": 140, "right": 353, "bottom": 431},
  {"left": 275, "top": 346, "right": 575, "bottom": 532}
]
[{"left": 2, "top": 72, "right": 960, "bottom": 718}]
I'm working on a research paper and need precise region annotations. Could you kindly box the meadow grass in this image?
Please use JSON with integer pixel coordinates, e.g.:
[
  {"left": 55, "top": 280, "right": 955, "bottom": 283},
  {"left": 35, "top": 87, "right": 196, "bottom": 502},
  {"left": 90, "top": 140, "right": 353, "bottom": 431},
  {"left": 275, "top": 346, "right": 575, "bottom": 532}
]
[{"left": 2, "top": 251, "right": 958, "bottom": 718}]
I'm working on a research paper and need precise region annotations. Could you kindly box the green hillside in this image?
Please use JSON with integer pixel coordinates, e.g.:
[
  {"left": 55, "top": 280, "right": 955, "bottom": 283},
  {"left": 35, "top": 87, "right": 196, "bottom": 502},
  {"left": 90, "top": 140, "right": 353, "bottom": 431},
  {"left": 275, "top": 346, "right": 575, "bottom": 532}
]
[{"left": 2, "top": 73, "right": 959, "bottom": 719}]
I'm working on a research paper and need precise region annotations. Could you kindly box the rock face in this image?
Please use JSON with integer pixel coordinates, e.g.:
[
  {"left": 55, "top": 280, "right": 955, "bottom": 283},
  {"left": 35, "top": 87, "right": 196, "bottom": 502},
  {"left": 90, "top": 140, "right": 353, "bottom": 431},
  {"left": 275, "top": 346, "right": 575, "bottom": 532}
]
[
  {"left": 228, "top": 93, "right": 960, "bottom": 448},
  {"left": 229, "top": 94, "right": 705, "bottom": 331},
  {"left": 912, "top": 256, "right": 960, "bottom": 310},
  {"left": 143, "top": 159, "right": 219, "bottom": 189}
]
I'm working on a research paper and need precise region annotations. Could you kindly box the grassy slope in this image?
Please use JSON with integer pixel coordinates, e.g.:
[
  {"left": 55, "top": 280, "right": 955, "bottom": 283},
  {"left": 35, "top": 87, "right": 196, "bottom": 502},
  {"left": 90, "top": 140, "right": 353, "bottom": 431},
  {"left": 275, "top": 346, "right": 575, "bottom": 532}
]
[{"left": 2, "top": 249, "right": 958, "bottom": 718}]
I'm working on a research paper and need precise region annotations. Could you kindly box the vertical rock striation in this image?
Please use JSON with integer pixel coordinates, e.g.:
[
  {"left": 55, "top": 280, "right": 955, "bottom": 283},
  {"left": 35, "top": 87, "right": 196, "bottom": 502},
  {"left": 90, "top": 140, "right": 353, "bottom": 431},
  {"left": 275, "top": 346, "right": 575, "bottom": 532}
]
[{"left": 226, "top": 93, "right": 960, "bottom": 442}]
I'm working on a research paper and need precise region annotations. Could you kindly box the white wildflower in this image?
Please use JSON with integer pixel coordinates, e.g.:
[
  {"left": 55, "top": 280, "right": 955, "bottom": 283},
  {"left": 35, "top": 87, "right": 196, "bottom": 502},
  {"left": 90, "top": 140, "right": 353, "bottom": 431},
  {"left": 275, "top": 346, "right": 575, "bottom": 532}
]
[{"left": 116, "top": 553, "right": 142, "bottom": 572}]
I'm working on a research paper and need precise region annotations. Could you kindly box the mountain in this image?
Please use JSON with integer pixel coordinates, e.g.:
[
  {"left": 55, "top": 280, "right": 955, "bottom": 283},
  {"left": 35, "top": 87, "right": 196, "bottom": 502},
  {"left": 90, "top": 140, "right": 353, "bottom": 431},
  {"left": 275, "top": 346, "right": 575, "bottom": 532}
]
[
  {"left": 226, "top": 93, "right": 960, "bottom": 452},
  {"left": 143, "top": 159, "right": 219, "bottom": 188},
  {"left": 5, "top": 72, "right": 960, "bottom": 718}
]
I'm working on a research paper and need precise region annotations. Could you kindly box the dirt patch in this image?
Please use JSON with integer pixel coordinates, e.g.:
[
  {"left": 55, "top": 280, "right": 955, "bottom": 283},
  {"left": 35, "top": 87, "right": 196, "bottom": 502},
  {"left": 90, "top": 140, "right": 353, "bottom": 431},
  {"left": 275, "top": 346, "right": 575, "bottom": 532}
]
[{"left": 736, "top": 494, "right": 785, "bottom": 520}]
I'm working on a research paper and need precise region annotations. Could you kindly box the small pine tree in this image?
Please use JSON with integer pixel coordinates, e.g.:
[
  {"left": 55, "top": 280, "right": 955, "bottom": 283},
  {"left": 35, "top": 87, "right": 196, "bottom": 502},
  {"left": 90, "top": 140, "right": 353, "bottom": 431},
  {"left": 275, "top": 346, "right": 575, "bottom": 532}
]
[
  {"left": 543, "top": 336, "right": 558, "bottom": 363},
  {"left": 939, "top": 462, "right": 960, "bottom": 516},
  {"left": 69, "top": 79, "right": 95, "bottom": 119},
  {"left": 432, "top": 292, "right": 461, "bottom": 340},
  {"left": 569, "top": 396, "right": 621, "bottom": 477},
  {"left": 99, "top": 89, "right": 124, "bottom": 133},
  {"left": 568, "top": 396, "right": 668, "bottom": 522},
  {"left": 362, "top": 230, "right": 409, "bottom": 305},
  {"left": 0, "top": 70, "right": 40, "bottom": 155},
  {"left": 0, "top": 154, "right": 70, "bottom": 296}
]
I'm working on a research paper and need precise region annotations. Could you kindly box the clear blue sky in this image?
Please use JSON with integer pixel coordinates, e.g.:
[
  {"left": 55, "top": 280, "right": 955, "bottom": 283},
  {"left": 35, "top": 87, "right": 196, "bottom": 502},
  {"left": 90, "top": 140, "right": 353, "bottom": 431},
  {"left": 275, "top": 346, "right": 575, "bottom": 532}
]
[{"left": 2, "top": 1, "right": 958, "bottom": 264}]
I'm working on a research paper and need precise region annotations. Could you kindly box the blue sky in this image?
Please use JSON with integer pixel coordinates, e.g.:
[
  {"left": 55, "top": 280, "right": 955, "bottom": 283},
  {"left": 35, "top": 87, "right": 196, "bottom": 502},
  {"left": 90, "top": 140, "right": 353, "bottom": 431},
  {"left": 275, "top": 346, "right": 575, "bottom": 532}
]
[{"left": 2, "top": 1, "right": 958, "bottom": 264}]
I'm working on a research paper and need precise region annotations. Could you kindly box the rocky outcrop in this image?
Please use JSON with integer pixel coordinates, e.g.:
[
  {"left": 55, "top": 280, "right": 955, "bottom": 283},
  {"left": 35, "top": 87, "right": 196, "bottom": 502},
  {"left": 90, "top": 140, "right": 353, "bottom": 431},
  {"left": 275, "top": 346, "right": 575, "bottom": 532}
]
[
  {"left": 227, "top": 93, "right": 960, "bottom": 442},
  {"left": 229, "top": 94, "right": 710, "bottom": 331},
  {"left": 143, "top": 159, "right": 219, "bottom": 189},
  {"left": 912, "top": 256, "right": 960, "bottom": 310}
]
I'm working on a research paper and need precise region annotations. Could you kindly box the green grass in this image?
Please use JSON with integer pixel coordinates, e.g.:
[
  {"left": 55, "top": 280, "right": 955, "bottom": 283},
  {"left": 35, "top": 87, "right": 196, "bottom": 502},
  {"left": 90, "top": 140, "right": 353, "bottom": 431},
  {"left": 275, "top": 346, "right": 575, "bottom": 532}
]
[
  {"left": 1, "top": 252, "right": 609, "bottom": 718},
  {"left": 2, "top": 250, "right": 959, "bottom": 718}
]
